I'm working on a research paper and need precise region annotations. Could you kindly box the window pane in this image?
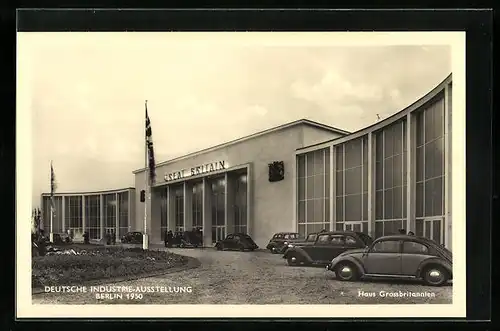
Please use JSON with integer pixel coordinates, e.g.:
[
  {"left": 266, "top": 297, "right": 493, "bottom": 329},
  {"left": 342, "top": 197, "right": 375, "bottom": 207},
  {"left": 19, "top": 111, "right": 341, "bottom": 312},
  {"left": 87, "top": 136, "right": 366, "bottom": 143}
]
[
  {"left": 315, "top": 150, "right": 325, "bottom": 175},
  {"left": 393, "top": 122, "right": 403, "bottom": 155},
  {"left": 306, "top": 177, "right": 314, "bottom": 199},
  {"left": 345, "top": 167, "right": 362, "bottom": 195},
  {"left": 424, "top": 180, "right": 434, "bottom": 217},
  {"left": 306, "top": 153, "right": 315, "bottom": 176},
  {"left": 314, "top": 174, "right": 324, "bottom": 199},
  {"left": 416, "top": 112, "right": 424, "bottom": 146},
  {"left": 363, "top": 193, "right": 368, "bottom": 221},
  {"left": 345, "top": 194, "right": 362, "bottom": 221},
  {"left": 375, "top": 161, "right": 383, "bottom": 190},
  {"left": 336, "top": 146, "right": 344, "bottom": 170},
  {"left": 363, "top": 163, "right": 368, "bottom": 192},
  {"left": 336, "top": 171, "right": 343, "bottom": 196},
  {"left": 298, "top": 201, "right": 305, "bottom": 222},
  {"left": 314, "top": 199, "right": 324, "bottom": 222},
  {"left": 434, "top": 99, "right": 445, "bottom": 139},
  {"left": 375, "top": 132, "right": 383, "bottom": 162},
  {"left": 432, "top": 177, "right": 444, "bottom": 216},
  {"left": 434, "top": 136, "right": 445, "bottom": 177},
  {"left": 384, "top": 189, "right": 393, "bottom": 219},
  {"left": 363, "top": 137, "right": 368, "bottom": 165},
  {"left": 403, "top": 186, "right": 407, "bottom": 216},
  {"left": 375, "top": 221, "right": 383, "bottom": 238},
  {"left": 425, "top": 105, "right": 434, "bottom": 142},
  {"left": 415, "top": 182, "right": 424, "bottom": 217},
  {"left": 345, "top": 139, "right": 362, "bottom": 168},
  {"left": 298, "top": 155, "right": 306, "bottom": 178},
  {"left": 393, "top": 154, "right": 403, "bottom": 187},
  {"left": 336, "top": 222, "right": 344, "bottom": 231},
  {"left": 298, "top": 224, "right": 306, "bottom": 238},
  {"left": 336, "top": 197, "right": 343, "bottom": 221},
  {"left": 416, "top": 219, "right": 424, "bottom": 236},
  {"left": 403, "top": 151, "right": 408, "bottom": 185},
  {"left": 424, "top": 220, "right": 431, "bottom": 239},
  {"left": 298, "top": 177, "right": 305, "bottom": 200},
  {"left": 425, "top": 139, "right": 436, "bottom": 179},
  {"left": 375, "top": 190, "right": 383, "bottom": 219},
  {"left": 325, "top": 159, "right": 330, "bottom": 198},
  {"left": 384, "top": 128, "right": 393, "bottom": 157},
  {"left": 416, "top": 146, "right": 424, "bottom": 182},
  {"left": 384, "top": 157, "right": 393, "bottom": 188},
  {"left": 306, "top": 200, "right": 314, "bottom": 223},
  {"left": 324, "top": 198, "right": 330, "bottom": 222},
  {"left": 393, "top": 186, "right": 403, "bottom": 218},
  {"left": 433, "top": 219, "right": 442, "bottom": 245}
]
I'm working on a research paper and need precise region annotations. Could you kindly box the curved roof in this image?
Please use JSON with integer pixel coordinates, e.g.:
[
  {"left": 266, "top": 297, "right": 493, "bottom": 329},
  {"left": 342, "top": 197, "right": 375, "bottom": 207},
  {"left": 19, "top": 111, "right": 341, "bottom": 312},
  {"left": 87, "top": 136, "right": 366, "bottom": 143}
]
[{"left": 296, "top": 73, "right": 452, "bottom": 153}]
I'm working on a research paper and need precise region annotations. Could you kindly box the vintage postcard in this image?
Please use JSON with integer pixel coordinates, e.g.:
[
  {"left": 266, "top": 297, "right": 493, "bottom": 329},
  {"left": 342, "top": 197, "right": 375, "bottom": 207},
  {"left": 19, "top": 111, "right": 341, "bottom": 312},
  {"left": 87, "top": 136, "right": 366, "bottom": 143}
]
[{"left": 16, "top": 31, "right": 466, "bottom": 318}]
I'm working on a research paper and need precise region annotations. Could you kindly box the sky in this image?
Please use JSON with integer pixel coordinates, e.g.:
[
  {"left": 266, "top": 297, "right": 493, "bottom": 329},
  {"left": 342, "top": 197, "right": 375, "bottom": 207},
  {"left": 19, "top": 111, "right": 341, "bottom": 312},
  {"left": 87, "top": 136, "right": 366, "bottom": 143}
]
[{"left": 17, "top": 33, "right": 452, "bottom": 207}]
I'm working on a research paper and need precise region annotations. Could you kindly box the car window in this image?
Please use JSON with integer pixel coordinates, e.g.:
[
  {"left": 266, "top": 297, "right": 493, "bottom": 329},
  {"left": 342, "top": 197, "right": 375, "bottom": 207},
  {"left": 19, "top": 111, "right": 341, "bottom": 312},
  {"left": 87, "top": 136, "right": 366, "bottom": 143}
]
[
  {"left": 403, "top": 241, "right": 429, "bottom": 254},
  {"left": 344, "top": 236, "right": 358, "bottom": 246},
  {"left": 226, "top": 235, "right": 234, "bottom": 240},
  {"left": 330, "top": 235, "right": 345, "bottom": 245},
  {"left": 284, "top": 234, "right": 290, "bottom": 239},
  {"left": 370, "top": 240, "right": 400, "bottom": 253},
  {"left": 307, "top": 234, "right": 316, "bottom": 241},
  {"left": 316, "top": 234, "right": 331, "bottom": 244},
  {"left": 234, "top": 235, "right": 240, "bottom": 240}
]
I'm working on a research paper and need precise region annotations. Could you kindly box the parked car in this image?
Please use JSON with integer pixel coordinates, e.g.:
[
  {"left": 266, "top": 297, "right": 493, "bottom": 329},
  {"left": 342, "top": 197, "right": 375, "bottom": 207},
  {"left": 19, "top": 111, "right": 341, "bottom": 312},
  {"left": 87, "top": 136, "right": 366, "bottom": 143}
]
[
  {"left": 266, "top": 232, "right": 302, "bottom": 254},
  {"left": 215, "top": 233, "right": 259, "bottom": 251},
  {"left": 52, "top": 232, "right": 72, "bottom": 244},
  {"left": 121, "top": 231, "right": 143, "bottom": 244},
  {"left": 168, "top": 230, "right": 203, "bottom": 248},
  {"left": 283, "top": 231, "right": 373, "bottom": 266},
  {"left": 283, "top": 232, "right": 320, "bottom": 252},
  {"left": 326, "top": 235, "right": 452, "bottom": 286}
]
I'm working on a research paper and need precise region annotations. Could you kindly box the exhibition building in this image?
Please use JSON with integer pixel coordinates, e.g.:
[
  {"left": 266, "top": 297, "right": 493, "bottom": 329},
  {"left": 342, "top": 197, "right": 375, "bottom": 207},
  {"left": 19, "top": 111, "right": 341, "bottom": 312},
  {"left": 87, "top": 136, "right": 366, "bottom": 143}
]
[{"left": 41, "top": 74, "right": 453, "bottom": 250}]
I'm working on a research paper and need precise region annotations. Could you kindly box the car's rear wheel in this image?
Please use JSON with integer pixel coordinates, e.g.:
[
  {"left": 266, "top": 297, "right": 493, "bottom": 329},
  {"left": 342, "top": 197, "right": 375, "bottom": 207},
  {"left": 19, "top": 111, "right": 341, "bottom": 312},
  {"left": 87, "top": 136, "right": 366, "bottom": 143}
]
[
  {"left": 335, "top": 262, "right": 359, "bottom": 281},
  {"left": 287, "top": 254, "right": 300, "bottom": 266},
  {"left": 422, "top": 265, "right": 448, "bottom": 286}
]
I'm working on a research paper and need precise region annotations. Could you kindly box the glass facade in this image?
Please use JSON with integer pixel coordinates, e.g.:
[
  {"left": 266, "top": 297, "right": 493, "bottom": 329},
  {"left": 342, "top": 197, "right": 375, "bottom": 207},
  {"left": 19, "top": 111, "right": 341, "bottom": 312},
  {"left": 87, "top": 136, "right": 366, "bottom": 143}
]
[
  {"left": 192, "top": 182, "right": 203, "bottom": 229},
  {"left": 160, "top": 188, "right": 167, "bottom": 241},
  {"left": 41, "top": 196, "right": 63, "bottom": 234},
  {"left": 374, "top": 119, "right": 407, "bottom": 237},
  {"left": 415, "top": 95, "right": 446, "bottom": 245},
  {"left": 296, "top": 78, "right": 451, "bottom": 247},
  {"left": 234, "top": 173, "right": 248, "bottom": 234},
  {"left": 41, "top": 190, "right": 131, "bottom": 241},
  {"left": 297, "top": 148, "right": 331, "bottom": 238},
  {"left": 118, "top": 191, "right": 129, "bottom": 237},
  {"left": 64, "top": 196, "right": 83, "bottom": 236},
  {"left": 211, "top": 177, "right": 226, "bottom": 243},
  {"left": 173, "top": 185, "right": 184, "bottom": 233},
  {"left": 335, "top": 137, "right": 369, "bottom": 234},
  {"left": 85, "top": 195, "right": 100, "bottom": 239}
]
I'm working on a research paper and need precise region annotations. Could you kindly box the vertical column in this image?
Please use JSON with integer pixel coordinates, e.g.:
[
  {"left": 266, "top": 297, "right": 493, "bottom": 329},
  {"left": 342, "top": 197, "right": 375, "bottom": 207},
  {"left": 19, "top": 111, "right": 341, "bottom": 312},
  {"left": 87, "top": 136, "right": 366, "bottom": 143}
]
[
  {"left": 202, "top": 178, "right": 213, "bottom": 246},
  {"left": 225, "top": 172, "right": 236, "bottom": 234},
  {"left": 128, "top": 189, "right": 132, "bottom": 231},
  {"left": 167, "top": 186, "right": 176, "bottom": 232},
  {"left": 61, "top": 196, "right": 66, "bottom": 233},
  {"left": 331, "top": 146, "right": 336, "bottom": 231},
  {"left": 292, "top": 156, "right": 297, "bottom": 232},
  {"left": 184, "top": 182, "right": 193, "bottom": 231},
  {"left": 150, "top": 188, "right": 162, "bottom": 243},
  {"left": 246, "top": 165, "right": 252, "bottom": 237},
  {"left": 115, "top": 193, "right": 119, "bottom": 242},
  {"left": 406, "top": 113, "right": 415, "bottom": 233},
  {"left": 367, "top": 133, "right": 374, "bottom": 238},
  {"left": 444, "top": 84, "right": 452, "bottom": 249},
  {"left": 100, "top": 194, "right": 104, "bottom": 239},
  {"left": 82, "top": 195, "right": 86, "bottom": 236}
]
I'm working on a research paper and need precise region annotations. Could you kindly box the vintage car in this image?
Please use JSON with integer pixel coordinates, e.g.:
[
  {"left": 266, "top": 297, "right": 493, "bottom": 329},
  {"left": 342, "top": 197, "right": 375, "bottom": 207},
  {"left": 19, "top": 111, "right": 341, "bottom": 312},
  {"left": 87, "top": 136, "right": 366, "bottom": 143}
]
[
  {"left": 52, "top": 232, "right": 73, "bottom": 244},
  {"left": 283, "top": 231, "right": 373, "bottom": 266},
  {"left": 266, "top": 232, "right": 302, "bottom": 254},
  {"left": 215, "top": 233, "right": 259, "bottom": 251},
  {"left": 121, "top": 231, "right": 143, "bottom": 244},
  {"left": 167, "top": 230, "right": 203, "bottom": 248},
  {"left": 326, "top": 235, "right": 453, "bottom": 286}
]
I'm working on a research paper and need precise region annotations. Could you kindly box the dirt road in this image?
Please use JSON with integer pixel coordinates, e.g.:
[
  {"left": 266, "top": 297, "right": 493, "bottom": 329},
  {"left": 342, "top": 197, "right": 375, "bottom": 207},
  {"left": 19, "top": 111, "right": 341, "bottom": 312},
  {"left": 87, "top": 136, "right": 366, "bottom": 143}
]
[{"left": 32, "top": 248, "right": 452, "bottom": 305}]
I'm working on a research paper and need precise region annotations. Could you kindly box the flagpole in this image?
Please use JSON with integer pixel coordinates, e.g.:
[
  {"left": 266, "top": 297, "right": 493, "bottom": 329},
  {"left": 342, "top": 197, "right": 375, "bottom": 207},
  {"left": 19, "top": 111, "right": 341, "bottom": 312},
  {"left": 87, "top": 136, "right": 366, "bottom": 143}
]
[
  {"left": 49, "top": 161, "right": 54, "bottom": 243},
  {"left": 143, "top": 100, "right": 149, "bottom": 250}
]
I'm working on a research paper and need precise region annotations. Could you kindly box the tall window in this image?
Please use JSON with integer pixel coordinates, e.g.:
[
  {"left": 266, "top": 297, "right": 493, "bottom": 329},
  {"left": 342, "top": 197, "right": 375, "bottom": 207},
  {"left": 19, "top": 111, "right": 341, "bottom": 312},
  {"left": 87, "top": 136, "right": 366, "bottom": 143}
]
[
  {"left": 160, "top": 188, "right": 167, "bottom": 240},
  {"left": 42, "top": 196, "right": 63, "bottom": 233},
  {"left": 64, "top": 196, "right": 83, "bottom": 236},
  {"left": 375, "top": 120, "right": 407, "bottom": 238},
  {"left": 211, "top": 177, "right": 226, "bottom": 243},
  {"left": 335, "top": 137, "right": 369, "bottom": 234},
  {"left": 234, "top": 173, "right": 248, "bottom": 234},
  {"left": 103, "top": 194, "right": 116, "bottom": 235},
  {"left": 192, "top": 182, "right": 203, "bottom": 229},
  {"left": 174, "top": 185, "right": 184, "bottom": 232},
  {"left": 415, "top": 95, "right": 445, "bottom": 244},
  {"left": 85, "top": 195, "right": 100, "bottom": 240},
  {"left": 118, "top": 191, "right": 129, "bottom": 237},
  {"left": 297, "top": 148, "right": 330, "bottom": 238}
]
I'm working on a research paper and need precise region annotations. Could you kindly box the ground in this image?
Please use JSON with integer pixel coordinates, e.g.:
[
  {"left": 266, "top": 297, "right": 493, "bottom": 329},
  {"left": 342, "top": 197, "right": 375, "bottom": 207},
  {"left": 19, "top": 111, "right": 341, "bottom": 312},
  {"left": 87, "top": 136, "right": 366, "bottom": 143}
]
[{"left": 32, "top": 247, "right": 452, "bottom": 304}]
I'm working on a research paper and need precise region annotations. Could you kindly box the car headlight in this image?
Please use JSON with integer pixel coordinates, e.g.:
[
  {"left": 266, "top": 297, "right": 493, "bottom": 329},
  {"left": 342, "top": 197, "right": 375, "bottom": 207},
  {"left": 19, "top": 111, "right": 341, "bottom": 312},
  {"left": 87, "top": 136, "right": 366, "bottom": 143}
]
[
  {"left": 284, "top": 241, "right": 288, "bottom": 245},
  {"left": 288, "top": 244, "right": 293, "bottom": 248}
]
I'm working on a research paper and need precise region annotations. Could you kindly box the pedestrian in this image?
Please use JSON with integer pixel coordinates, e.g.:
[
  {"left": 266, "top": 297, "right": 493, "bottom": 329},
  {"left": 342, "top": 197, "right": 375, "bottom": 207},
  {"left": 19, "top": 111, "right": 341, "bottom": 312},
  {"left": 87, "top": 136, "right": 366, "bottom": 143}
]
[
  {"left": 111, "top": 230, "right": 116, "bottom": 245},
  {"left": 164, "top": 229, "right": 169, "bottom": 247},
  {"left": 167, "top": 230, "right": 173, "bottom": 248},
  {"left": 83, "top": 231, "right": 90, "bottom": 244}
]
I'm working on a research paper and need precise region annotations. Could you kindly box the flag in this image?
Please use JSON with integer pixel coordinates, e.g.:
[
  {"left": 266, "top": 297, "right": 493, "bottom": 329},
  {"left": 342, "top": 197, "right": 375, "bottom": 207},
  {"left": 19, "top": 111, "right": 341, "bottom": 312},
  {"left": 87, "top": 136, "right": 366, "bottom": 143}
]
[
  {"left": 145, "top": 102, "right": 156, "bottom": 185},
  {"left": 50, "top": 161, "right": 57, "bottom": 210}
]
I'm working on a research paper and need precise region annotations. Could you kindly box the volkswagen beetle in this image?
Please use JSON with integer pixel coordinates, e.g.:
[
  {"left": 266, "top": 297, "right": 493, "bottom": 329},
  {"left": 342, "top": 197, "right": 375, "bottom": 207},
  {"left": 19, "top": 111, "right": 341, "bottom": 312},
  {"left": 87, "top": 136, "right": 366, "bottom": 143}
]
[{"left": 326, "top": 235, "right": 452, "bottom": 286}]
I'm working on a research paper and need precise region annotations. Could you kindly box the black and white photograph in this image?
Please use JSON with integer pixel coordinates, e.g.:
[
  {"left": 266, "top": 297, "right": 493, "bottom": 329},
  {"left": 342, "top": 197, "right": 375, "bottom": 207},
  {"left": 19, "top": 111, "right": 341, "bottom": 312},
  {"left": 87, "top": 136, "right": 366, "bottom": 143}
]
[{"left": 17, "top": 31, "right": 466, "bottom": 318}]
